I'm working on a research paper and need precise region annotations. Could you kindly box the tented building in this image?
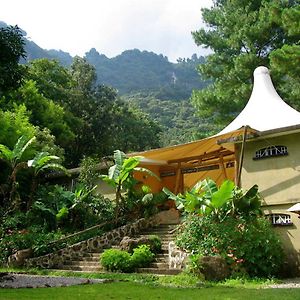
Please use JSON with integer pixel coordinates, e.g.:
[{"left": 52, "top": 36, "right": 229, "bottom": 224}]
[{"left": 134, "top": 66, "right": 300, "bottom": 276}]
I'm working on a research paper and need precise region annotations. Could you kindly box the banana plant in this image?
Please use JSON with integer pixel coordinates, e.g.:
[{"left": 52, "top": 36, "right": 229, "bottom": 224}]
[
  {"left": 163, "top": 178, "right": 261, "bottom": 221},
  {"left": 27, "top": 151, "right": 68, "bottom": 210},
  {"left": 100, "top": 150, "right": 160, "bottom": 221},
  {"left": 0, "top": 136, "right": 36, "bottom": 209}
]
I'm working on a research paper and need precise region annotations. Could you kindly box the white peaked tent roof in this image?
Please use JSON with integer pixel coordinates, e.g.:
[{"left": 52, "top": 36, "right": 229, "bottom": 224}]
[{"left": 218, "top": 66, "right": 300, "bottom": 135}]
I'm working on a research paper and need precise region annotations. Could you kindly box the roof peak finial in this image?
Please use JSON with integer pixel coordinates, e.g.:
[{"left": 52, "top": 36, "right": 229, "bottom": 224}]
[{"left": 254, "top": 66, "right": 269, "bottom": 76}]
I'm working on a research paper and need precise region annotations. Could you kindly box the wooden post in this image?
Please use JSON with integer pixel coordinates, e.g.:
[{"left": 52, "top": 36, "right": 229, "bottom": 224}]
[
  {"left": 237, "top": 126, "right": 248, "bottom": 187},
  {"left": 174, "top": 163, "right": 181, "bottom": 194},
  {"left": 219, "top": 154, "right": 228, "bottom": 180}
]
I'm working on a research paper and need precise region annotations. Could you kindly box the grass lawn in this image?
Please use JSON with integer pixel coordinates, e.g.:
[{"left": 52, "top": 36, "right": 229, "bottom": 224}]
[{"left": 1, "top": 281, "right": 300, "bottom": 300}]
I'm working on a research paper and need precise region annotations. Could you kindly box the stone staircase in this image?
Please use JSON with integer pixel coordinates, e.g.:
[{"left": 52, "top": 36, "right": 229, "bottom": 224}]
[
  {"left": 53, "top": 223, "right": 181, "bottom": 275},
  {"left": 136, "top": 224, "right": 181, "bottom": 275}
]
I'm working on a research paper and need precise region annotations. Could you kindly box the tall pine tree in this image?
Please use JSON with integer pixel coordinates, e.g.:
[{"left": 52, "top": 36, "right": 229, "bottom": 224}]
[{"left": 191, "top": 0, "right": 300, "bottom": 128}]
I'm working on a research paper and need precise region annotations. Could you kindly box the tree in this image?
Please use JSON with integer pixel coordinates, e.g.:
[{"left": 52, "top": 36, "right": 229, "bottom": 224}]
[
  {"left": 0, "top": 25, "right": 26, "bottom": 96},
  {"left": 191, "top": 0, "right": 300, "bottom": 127},
  {"left": 26, "top": 58, "right": 74, "bottom": 105},
  {"left": 269, "top": 5, "right": 300, "bottom": 108},
  {"left": 4, "top": 80, "right": 76, "bottom": 150}
]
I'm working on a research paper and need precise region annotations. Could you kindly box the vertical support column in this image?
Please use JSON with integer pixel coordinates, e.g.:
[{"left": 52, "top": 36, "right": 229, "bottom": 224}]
[
  {"left": 174, "top": 163, "right": 182, "bottom": 194},
  {"left": 219, "top": 154, "right": 228, "bottom": 180},
  {"left": 237, "top": 126, "right": 248, "bottom": 187}
]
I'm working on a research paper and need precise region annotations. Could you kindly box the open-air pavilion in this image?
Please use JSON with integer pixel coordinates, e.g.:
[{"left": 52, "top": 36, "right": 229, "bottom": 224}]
[{"left": 133, "top": 66, "right": 300, "bottom": 276}]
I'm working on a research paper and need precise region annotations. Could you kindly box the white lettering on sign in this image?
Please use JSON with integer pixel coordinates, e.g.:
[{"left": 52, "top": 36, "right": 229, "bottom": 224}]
[
  {"left": 266, "top": 214, "right": 293, "bottom": 226},
  {"left": 253, "top": 145, "right": 288, "bottom": 160}
]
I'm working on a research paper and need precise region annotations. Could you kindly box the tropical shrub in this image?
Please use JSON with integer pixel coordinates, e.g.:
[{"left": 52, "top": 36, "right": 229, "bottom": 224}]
[
  {"left": 33, "top": 184, "right": 114, "bottom": 232},
  {"left": 100, "top": 150, "right": 159, "bottom": 220},
  {"left": 148, "top": 235, "right": 162, "bottom": 254},
  {"left": 131, "top": 244, "right": 154, "bottom": 268},
  {"left": 100, "top": 249, "right": 132, "bottom": 272},
  {"left": 101, "top": 245, "right": 155, "bottom": 272},
  {"left": 164, "top": 178, "right": 262, "bottom": 220},
  {"left": 0, "top": 226, "right": 62, "bottom": 264},
  {"left": 0, "top": 135, "right": 67, "bottom": 212},
  {"left": 176, "top": 214, "right": 284, "bottom": 278}
]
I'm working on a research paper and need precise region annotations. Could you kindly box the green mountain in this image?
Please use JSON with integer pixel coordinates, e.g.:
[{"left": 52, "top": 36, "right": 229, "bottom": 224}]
[
  {"left": 1, "top": 21, "right": 212, "bottom": 146},
  {"left": 85, "top": 48, "right": 207, "bottom": 100}
]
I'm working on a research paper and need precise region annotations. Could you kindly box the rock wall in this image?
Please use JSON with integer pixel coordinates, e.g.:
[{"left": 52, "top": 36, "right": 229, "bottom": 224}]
[{"left": 25, "top": 217, "right": 159, "bottom": 269}]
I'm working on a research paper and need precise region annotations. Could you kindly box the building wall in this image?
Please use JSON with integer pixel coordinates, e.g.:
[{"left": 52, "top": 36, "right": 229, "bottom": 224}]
[
  {"left": 241, "top": 133, "right": 300, "bottom": 206},
  {"left": 241, "top": 132, "right": 300, "bottom": 276}
]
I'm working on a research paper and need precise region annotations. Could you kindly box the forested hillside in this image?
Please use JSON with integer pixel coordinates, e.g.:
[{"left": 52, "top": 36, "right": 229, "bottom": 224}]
[
  {"left": 85, "top": 48, "right": 207, "bottom": 99},
  {"left": 1, "top": 21, "right": 210, "bottom": 147},
  {"left": 123, "top": 93, "right": 218, "bottom": 146}
]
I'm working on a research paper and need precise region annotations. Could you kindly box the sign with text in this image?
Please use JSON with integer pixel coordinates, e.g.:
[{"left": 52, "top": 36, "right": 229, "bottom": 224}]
[
  {"left": 266, "top": 214, "right": 293, "bottom": 226},
  {"left": 253, "top": 145, "right": 288, "bottom": 160}
]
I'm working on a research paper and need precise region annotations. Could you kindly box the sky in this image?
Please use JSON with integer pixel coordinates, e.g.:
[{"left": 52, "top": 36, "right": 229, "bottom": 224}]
[{"left": 1, "top": 0, "right": 213, "bottom": 62}]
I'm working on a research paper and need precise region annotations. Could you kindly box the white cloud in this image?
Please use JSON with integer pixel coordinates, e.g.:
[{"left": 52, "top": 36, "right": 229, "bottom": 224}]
[{"left": 0, "top": 0, "right": 212, "bottom": 62}]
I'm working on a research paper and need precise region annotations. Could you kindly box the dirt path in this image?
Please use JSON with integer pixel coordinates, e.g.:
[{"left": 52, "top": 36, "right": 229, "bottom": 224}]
[{"left": 0, "top": 273, "right": 108, "bottom": 288}]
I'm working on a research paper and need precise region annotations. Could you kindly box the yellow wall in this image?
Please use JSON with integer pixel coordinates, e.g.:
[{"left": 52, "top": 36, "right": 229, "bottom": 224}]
[
  {"left": 241, "top": 133, "right": 300, "bottom": 206},
  {"left": 241, "top": 132, "right": 300, "bottom": 275}
]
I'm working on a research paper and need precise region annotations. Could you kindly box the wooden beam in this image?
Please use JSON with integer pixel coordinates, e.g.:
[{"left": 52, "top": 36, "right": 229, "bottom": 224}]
[
  {"left": 167, "top": 147, "right": 234, "bottom": 164},
  {"left": 181, "top": 156, "right": 234, "bottom": 169}
]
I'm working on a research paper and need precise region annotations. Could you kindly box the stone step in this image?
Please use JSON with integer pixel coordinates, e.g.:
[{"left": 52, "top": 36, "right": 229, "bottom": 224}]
[
  {"left": 82, "top": 253, "right": 102, "bottom": 257},
  {"left": 53, "top": 222, "right": 180, "bottom": 274},
  {"left": 78, "top": 255, "right": 101, "bottom": 262},
  {"left": 155, "top": 253, "right": 168, "bottom": 259},
  {"left": 65, "top": 261, "right": 100, "bottom": 267},
  {"left": 149, "top": 262, "right": 169, "bottom": 268},
  {"left": 141, "top": 229, "right": 176, "bottom": 234}
]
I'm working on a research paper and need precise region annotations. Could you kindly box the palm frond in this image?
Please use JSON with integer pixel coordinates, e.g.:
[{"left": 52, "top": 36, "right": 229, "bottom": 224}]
[
  {"left": 37, "top": 163, "right": 67, "bottom": 175},
  {"left": 13, "top": 136, "right": 36, "bottom": 161}
]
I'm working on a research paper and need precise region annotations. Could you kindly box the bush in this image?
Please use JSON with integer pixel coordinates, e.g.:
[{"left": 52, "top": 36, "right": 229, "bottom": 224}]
[
  {"left": 101, "top": 245, "right": 155, "bottom": 272},
  {"left": 131, "top": 245, "right": 154, "bottom": 268},
  {"left": 101, "top": 249, "right": 132, "bottom": 272},
  {"left": 148, "top": 235, "right": 162, "bottom": 253},
  {"left": 177, "top": 214, "right": 284, "bottom": 278},
  {"left": 0, "top": 229, "right": 62, "bottom": 264}
]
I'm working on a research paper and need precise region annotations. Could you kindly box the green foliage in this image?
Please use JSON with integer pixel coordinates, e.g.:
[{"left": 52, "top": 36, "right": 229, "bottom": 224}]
[
  {"left": 101, "top": 245, "right": 155, "bottom": 272},
  {"left": 0, "top": 214, "right": 63, "bottom": 264},
  {"left": 33, "top": 184, "right": 114, "bottom": 232},
  {"left": 124, "top": 93, "right": 218, "bottom": 147},
  {"left": 0, "top": 25, "right": 26, "bottom": 96},
  {"left": 147, "top": 235, "right": 162, "bottom": 254},
  {"left": 5, "top": 79, "right": 76, "bottom": 149},
  {"left": 158, "top": 272, "right": 203, "bottom": 288},
  {"left": 78, "top": 157, "right": 100, "bottom": 190},
  {"left": 191, "top": 0, "right": 300, "bottom": 127},
  {"left": 100, "top": 150, "right": 159, "bottom": 220},
  {"left": 176, "top": 214, "right": 284, "bottom": 278},
  {"left": 101, "top": 249, "right": 132, "bottom": 272},
  {"left": 85, "top": 49, "right": 207, "bottom": 99},
  {"left": 0, "top": 105, "right": 36, "bottom": 150},
  {"left": 163, "top": 179, "right": 262, "bottom": 220},
  {"left": 131, "top": 244, "right": 154, "bottom": 268}
]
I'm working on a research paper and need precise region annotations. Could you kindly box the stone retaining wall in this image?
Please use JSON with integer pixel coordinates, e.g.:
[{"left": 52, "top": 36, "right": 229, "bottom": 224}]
[{"left": 25, "top": 216, "right": 159, "bottom": 269}]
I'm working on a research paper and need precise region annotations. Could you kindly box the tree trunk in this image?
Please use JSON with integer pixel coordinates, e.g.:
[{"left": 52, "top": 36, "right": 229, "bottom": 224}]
[
  {"left": 115, "top": 185, "right": 121, "bottom": 223},
  {"left": 9, "top": 162, "right": 28, "bottom": 211}
]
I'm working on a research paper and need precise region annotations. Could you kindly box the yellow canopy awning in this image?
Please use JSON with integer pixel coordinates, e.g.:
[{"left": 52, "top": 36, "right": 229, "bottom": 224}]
[{"left": 131, "top": 127, "right": 258, "bottom": 192}]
